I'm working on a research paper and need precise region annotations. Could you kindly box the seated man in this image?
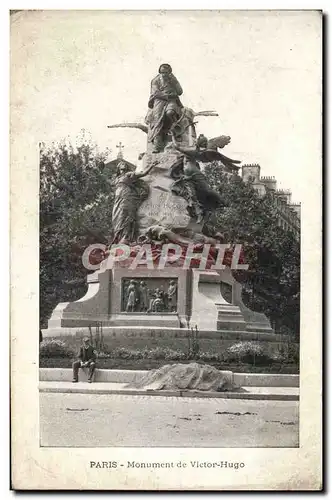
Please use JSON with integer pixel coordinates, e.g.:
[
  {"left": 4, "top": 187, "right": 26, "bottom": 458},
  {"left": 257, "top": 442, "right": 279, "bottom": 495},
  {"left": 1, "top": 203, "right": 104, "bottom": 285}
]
[
  {"left": 72, "top": 337, "right": 97, "bottom": 383},
  {"left": 146, "top": 63, "right": 183, "bottom": 152}
]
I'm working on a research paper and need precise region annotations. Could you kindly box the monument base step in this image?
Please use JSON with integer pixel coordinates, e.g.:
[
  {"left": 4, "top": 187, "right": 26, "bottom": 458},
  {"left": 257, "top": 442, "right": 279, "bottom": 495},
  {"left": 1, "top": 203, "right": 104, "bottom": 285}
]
[{"left": 42, "top": 326, "right": 288, "bottom": 343}]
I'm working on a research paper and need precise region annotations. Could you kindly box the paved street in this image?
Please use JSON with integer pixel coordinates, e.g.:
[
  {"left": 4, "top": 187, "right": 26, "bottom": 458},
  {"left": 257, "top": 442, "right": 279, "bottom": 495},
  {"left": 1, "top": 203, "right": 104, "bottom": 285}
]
[{"left": 40, "top": 392, "right": 299, "bottom": 448}]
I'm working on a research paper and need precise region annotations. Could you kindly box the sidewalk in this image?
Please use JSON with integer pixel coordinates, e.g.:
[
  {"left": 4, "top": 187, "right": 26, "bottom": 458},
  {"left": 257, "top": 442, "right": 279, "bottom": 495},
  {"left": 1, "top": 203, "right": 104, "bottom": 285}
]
[{"left": 39, "top": 381, "right": 299, "bottom": 401}]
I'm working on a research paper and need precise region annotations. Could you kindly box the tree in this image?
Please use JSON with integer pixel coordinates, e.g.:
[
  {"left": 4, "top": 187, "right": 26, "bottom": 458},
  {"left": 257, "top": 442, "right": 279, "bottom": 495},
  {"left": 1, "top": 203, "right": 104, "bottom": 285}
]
[
  {"left": 40, "top": 132, "right": 114, "bottom": 327},
  {"left": 204, "top": 162, "right": 300, "bottom": 335}
]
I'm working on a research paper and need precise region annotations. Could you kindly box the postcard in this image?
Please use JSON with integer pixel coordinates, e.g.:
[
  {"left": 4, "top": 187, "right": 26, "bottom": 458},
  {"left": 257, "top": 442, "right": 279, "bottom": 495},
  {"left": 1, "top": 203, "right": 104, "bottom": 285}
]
[{"left": 10, "top": 9, "right": 322, "bottom": 490}]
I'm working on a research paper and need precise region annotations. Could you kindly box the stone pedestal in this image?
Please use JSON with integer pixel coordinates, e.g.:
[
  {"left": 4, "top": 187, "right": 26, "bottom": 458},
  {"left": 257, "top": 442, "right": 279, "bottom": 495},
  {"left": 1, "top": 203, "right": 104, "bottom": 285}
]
[
  {"left": 48, "top": 269, "right": 111, "bottom": 329},
  {"left": 137, "top": 148, "right": 192, "bottom": 233},
  {"left": 47, "top": 267, "right": 192, "bottom": 332},
  {"left": 217, "top": 266, "right": 273, "bottom": 334},
  {"left": 190, "top": 270, "right": 246, "bottom": 331},
  {"left": 45, "top": 266, "right": 273, "bottom": 337}
]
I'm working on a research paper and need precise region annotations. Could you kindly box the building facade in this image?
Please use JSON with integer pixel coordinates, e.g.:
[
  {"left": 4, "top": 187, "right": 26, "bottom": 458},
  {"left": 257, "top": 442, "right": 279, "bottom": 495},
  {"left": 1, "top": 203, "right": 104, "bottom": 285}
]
[{"left": 241, "top": 164, "right": 301, "bottom": 239}]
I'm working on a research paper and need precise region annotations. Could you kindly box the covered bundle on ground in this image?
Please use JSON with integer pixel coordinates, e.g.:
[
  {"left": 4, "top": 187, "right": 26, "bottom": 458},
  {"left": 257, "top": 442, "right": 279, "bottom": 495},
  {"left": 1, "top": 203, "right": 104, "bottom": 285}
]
[{"left": 126, "top": 362, "right": 235, "bottom": 392}]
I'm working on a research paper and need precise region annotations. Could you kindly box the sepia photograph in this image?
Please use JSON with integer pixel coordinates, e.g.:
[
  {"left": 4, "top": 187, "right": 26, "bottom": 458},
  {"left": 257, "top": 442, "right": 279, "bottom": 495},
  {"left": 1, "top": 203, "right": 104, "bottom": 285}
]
[{"left": 10, "top": 8, "right": 322, "bottom": 490}]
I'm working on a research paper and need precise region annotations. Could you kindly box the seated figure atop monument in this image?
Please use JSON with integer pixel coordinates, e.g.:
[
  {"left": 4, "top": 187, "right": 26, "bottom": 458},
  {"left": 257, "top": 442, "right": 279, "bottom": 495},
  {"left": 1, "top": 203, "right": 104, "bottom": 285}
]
[{"left": 145, "top": 63, "right": 184, "bottom": 153}]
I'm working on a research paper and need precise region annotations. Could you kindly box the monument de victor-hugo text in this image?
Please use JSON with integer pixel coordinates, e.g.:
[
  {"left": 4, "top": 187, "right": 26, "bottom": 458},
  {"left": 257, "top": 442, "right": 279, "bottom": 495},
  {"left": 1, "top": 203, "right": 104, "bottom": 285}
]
[{"left": 44, "top": 63, "right": 277, "bottom": 338}]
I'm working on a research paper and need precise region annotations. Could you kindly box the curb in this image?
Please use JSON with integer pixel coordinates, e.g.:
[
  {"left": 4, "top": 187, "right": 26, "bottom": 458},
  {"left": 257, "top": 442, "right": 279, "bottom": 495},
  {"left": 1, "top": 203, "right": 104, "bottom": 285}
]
[
  {"left": 39, "top": 383, "right": 299, "bottom": 401},
  {"left": 39, "top": 368, "right": 299, "bottom": 387},
  {"left": 233, "top": 373, "right": 298, "bottom": 388}
]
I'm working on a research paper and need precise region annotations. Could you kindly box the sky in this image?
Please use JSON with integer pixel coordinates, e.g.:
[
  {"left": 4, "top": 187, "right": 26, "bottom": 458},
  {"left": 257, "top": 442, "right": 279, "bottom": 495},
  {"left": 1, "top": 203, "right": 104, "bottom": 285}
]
[{"left": 11, "top": 10, "right": 322, "bottom": 202}]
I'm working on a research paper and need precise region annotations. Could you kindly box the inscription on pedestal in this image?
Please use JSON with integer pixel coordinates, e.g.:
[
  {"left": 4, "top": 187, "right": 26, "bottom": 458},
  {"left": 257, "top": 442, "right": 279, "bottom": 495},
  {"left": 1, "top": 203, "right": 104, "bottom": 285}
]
[{"left": 121, "top": 278, "right": 178, "bottom": 313}]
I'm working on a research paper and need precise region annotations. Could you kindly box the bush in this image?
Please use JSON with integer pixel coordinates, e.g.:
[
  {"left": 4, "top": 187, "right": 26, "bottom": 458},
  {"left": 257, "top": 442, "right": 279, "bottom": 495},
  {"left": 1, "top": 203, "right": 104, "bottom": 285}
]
[
  {"left": 111, "top": 347, "right": 143, "bottom": 360},
  {"left": 198, "top": 351, "right": 222, "bottom": 362},
  {"left": 288, "top": 343, "right": 299, "bottom": 364},
  {"left": 163, "top": 348, "right": 187, "bottom": 361},
  {"left": 275, "top": 343, "right": 299, "bottom": 364},
  {"left": 40, "top": 339, "right": 74, "bottom": 358},
  {"left": 144, "top": 347, "right": 166, "bottom": 360},
  {"left": 109, "top": 346, "right": 226, "bottom": 362},
  {"left": 226, "top": 341, "right": 271, "bottom": 365},
  {"left": 109, "top": 346, "right": 188, "bottom": 361},
  {"left": 96, "top": 350, "right": 111, "bottom": 359}
]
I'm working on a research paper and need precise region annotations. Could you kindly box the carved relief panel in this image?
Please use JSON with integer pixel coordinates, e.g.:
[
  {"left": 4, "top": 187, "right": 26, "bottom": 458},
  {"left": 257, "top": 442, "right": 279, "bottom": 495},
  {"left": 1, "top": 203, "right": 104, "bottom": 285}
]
[{"left": 121, "top": 278, "right": 178, "bottom": 313}]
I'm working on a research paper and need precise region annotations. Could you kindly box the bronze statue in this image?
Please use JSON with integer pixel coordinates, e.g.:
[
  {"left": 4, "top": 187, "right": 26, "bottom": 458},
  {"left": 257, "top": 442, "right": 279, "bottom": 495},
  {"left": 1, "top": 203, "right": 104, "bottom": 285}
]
[
  {"left": 111, "top": 160, "right": 157, "bottom": 244},
  {"left": 145, "top": 63, "right": 184, "bottom": 153},
  {"left": 159, "top": 286, "right": 168, "bottom": 310},
  {"left": 138, "top": 281, "right": 149, "bottom": 312},
  {"left": 145, "top": 225, "right": 224, "bottom": 246},
  {"left": 107, "top": 108, "right": 219, "bottom": 154},
  {"left": 206, "top": 135, "right": 231, "bottom": 150},
  {"left": 151, "top": 289, "right": 164, "bottom": 312},
  {"left": 169, "top": 134, "right": 222, "bottom": 223},
  {"left": 167, "top": 280, "right": 177, "bottom": 312},
  {"left": 125, "top": 280, "right": 138, "bottom": 312},
  {"left": 106, "top": 65, "right": 242, "bottom": 238},
  {"left": 168, "top": 132, "right": 241, "bottom": 223},
  {"left": 107, "top": 110, "right": 218, "bottom": 137},
  {"left": 173, "top": 133, "right": 241, "bottom": 173}
]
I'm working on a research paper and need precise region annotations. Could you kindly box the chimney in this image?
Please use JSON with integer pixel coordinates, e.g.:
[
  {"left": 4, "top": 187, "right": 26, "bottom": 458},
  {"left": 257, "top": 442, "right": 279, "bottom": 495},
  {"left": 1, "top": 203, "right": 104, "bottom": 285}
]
[
  {"left": 242, "top": 163, "right": 261, "bottom": 183},
  {"left": 290, "top": 202, "right": 301, "bottom": 217},
  {"left": 261, "top": 176, "right": 277, "bottom": 191},
  {"left": 276, "top": 189, "right": 292, "bottom": 204}
]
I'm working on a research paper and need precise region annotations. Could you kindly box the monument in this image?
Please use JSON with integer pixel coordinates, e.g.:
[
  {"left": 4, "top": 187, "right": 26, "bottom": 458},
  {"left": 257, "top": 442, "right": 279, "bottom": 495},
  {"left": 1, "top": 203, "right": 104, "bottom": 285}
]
[{"left": 44, "top": 63, "right": 275, "bottom": 345}]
